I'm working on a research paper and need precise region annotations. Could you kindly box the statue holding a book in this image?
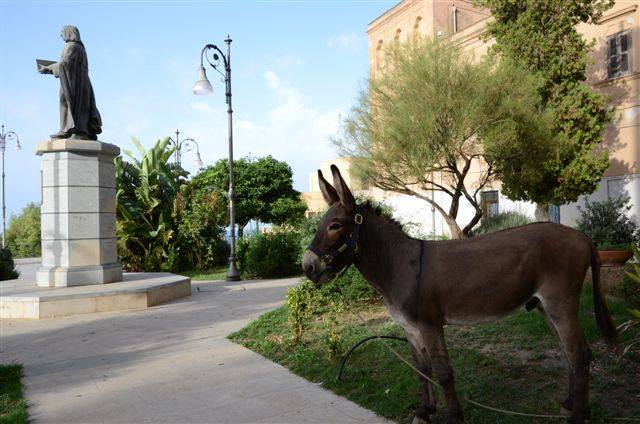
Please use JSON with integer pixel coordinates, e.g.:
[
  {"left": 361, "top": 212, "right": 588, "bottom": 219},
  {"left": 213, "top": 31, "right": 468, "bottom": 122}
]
[{"left": 37, "top": 25, "right": 102, "bottom": 140}]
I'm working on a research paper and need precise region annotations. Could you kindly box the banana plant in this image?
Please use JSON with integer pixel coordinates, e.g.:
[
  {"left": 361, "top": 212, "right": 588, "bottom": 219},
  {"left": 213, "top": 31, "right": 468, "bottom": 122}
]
[{"left": 115, "top": 137, "right": 187, "bottom": 271}]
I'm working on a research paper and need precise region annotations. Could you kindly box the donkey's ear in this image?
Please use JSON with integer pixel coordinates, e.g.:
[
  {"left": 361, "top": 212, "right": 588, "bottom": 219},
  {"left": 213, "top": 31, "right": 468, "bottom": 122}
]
[
  {"left": 330, "top": 164, "right": 356, "bottom": 212},
  {"left": 318, "top": 170, "right": 339, "bottom": 206}
]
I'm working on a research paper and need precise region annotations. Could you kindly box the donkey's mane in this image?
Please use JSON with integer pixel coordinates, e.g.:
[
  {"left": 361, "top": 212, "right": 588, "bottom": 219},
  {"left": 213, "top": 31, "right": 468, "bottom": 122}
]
[
  {"left": 360, "top": 201, "right": 555, "bottom": 243},
  {"left": 361, "top": 201, "right": 418, "bottom": 240}
]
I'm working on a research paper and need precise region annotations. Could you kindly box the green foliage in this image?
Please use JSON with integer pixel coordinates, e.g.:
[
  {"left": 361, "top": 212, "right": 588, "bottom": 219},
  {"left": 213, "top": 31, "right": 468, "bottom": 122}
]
[
  {"left": 192, "top": 156, "right": 307, "bottom": 232},
  {"left": 471, "top": 211, "right": 533, "bottom": 236},
  {"left": 335, "top": 36, "right": 552, "bottom": 238},
  {"left": 323, "top": 306, "right": 343, "bottom": 361},
  {"left": 0, "top": 248, "right": 19, "bottom": 281},
  {"left": 479, "top": 0, "right": 614, "bottom": 205},
  {"left": 575, "top": 195, "right": 638, "bottom": 250},
  {"left": 613, "top": 273, "right": 640, "bottom": 310},
  {"left": 0, "top": 364, "right": 27, "bottom": 424},
  {"left": 286, "top": 282, "right": 316, "bottom": 345},
  {"left": 285, "top": 269, "right": 379, "bottom": 344},
  {"left": 231, "top": 285, "right": 640, "bottom": 423},
  {"left": 237, "top": 227, "right": 302, "bottom": 279},
  {"left": 116, "top": 137, "right": 229, "bottom": 272},
  {"left": 116, "top": 137, "right": 186, "bottom": 271},
  {"left": 5, "top": 203, "right": 41, "bottom": 259},
  {"left": 178, "top": 189, "right": 229, "bottom": 270},
  {"left": 617, "top": 244, "right": 640, "bottom": 358}
]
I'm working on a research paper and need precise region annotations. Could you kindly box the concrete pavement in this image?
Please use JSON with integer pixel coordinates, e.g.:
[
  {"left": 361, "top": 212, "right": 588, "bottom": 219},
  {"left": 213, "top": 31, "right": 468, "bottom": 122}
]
[{"left": 1, "top": 268, "right": 386, "bottom": 423}]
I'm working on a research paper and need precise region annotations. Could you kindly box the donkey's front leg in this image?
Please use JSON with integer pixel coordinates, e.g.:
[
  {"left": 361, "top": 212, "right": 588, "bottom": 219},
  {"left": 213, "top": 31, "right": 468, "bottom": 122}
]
[
  {"left": 420, "top": 324, "right": 463, "bottom": 423},
  {"left": 407, "top": 333, "right": 436, "bottom": 423}
]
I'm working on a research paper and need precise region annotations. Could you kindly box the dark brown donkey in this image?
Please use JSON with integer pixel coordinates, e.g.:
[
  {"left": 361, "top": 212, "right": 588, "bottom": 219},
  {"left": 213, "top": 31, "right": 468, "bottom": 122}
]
[{"left": 303, "top": 165, "right": 618, "bottom": 424}]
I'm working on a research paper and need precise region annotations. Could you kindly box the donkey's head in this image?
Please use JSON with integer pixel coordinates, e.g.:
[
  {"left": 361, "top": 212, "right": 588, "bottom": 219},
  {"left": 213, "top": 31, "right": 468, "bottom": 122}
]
[{"left": 303, "top": 165, "right": 363, "bottom": 285}]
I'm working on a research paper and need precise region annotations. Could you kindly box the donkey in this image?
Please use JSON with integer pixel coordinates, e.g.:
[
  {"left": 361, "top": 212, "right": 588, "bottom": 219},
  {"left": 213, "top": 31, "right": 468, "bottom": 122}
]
[{"left": 303, "top": 165, "right": 618, "bottom": 424}]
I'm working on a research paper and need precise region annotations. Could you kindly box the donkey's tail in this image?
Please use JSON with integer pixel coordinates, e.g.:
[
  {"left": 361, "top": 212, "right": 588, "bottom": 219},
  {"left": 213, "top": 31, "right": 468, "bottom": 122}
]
[{"left": 589, "top": 240, "right": 618, "bottom": 347}]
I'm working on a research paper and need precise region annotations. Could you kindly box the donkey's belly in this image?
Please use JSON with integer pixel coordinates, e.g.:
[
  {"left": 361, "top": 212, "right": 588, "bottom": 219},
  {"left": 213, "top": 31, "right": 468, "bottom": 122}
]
[
  {"left": 443, "top": 299, "right": 531, "bottom": 325},
  {"left": 386, "top": 303, "right": 421, "bottom": 337}
]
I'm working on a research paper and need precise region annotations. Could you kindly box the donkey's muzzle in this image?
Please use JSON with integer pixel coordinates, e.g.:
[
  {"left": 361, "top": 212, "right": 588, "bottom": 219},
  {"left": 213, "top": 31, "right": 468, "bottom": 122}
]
[{"left": 303, "top": 250, "right": 332, "bottom": 285}]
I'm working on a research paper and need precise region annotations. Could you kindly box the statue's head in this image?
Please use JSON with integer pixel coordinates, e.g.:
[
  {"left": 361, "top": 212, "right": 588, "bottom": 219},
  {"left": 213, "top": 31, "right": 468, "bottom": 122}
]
[{"left": 60, "top": 25, "right": 81, "bottom": 43}]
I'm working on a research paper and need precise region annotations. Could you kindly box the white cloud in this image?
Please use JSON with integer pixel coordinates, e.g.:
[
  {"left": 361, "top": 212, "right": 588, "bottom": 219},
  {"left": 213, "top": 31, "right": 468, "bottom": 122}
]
[
  {"left": 269, "top": 53, "right": 304, "bottom": 69},
  {"left": 264, "top": 70, "right": 280, "bottom": 90},
  {"left": 327, "top": 31, "right": 363, "bottom": 53},
  {"left": 179, "top": 70, "right": 343, "bottom": 191}
]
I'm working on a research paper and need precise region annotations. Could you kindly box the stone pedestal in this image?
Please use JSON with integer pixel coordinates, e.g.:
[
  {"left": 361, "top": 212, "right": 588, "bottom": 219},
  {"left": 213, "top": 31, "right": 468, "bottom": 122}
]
[{"left": 36, "top": 139, "right": 123, "bottom": 287}]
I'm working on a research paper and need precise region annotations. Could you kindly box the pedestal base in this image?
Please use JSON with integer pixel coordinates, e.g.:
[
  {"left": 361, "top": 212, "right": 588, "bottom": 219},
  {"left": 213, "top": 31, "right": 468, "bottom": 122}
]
[
  {"left": 1, "top": 273, "right": 191, "bottom": 319},
  {"left": 37, "top": 263, "right": 123, "bottom": 287},
  {"left": 36, "top": 138, "right": 123, "bottom": 287}
]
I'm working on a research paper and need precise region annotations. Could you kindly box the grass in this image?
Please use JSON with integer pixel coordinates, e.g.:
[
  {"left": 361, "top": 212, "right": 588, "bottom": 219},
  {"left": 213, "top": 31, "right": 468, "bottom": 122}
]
[
  {"left": 0, "top": 364, "right": 27, "bottom": 424},
  {"left": 181, "top": 266, "right": 228, "bottom": 281},
  {"left": 229, "top": 286, "right": 640, "bottom": 423}
]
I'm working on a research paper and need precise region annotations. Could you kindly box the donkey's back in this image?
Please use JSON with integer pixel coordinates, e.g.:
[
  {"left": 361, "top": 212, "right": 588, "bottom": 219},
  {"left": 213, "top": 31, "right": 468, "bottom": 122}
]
[{"left": 423, "top": 222, "right": 595, "bottom": 325}]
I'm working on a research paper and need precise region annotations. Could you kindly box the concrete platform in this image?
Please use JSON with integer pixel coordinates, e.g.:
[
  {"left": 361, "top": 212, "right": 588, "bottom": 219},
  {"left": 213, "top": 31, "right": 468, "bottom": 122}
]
[{"left": 0, "top": 272, "right": 191, "bottom": 319}]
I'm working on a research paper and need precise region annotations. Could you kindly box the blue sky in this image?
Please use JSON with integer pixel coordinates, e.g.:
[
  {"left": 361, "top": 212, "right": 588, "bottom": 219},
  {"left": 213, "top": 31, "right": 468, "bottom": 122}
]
[{"left": 0, "top": 0, "right": 395, "bottom": 218}]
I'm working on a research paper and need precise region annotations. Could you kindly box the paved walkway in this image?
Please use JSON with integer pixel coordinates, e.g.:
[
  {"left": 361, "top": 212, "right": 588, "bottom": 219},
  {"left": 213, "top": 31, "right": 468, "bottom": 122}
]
[{"left": 1, "top": 267, "right": 386, "bottom": 423}]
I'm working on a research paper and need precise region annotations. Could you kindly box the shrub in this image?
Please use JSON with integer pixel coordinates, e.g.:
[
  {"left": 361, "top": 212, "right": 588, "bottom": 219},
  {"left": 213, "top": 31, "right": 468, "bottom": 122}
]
[
  {"left": 617, "top": 244, "right": 640, "bottom": 358},
  {"left": 613, "top": 273, "right": 640, "bottom": 310},
  {"left": 296, "top": 213, "right": 322, "bottom": 257},
  {"left": 178, "top": 190, "right": 229, "bottom": 270},
  {"left": 237, "top": 227, "right": 302, "bottom": 279},
  {"left": 285, "top": 267, "right": 380, "bottom": 344},
  {"left": 576, "top": 195, "right": 638, "bottom": 250},
  {"left": 286, "top": 282, "right": 316, "bottom": 344},
  {"left": 6, "top": 203, "right": 41, "bottom": 258},
  {"left": 472, "top": 211, "right": 532, "bottom": 236},
  {"left": 0, "top": 247, "right": 19, "bottom": 281}
]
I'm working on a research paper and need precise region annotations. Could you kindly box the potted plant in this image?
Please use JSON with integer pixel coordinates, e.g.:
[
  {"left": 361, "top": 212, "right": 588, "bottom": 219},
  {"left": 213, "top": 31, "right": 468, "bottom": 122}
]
[{"left": 576, "top": 195, "right": 638, "bottom": 266}]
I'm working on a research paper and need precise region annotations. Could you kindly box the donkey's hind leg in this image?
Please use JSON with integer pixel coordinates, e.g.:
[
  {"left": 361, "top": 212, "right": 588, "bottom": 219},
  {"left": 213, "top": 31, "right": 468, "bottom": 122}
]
[
  {"left": 536, "top": 302, "right": 574, "bottom": 415},
  {"left": 407, "top": 332, "right": 437, "bottom": 423},
  {"left": 541, "top": 297, "right": 592, "bottom": 423}
]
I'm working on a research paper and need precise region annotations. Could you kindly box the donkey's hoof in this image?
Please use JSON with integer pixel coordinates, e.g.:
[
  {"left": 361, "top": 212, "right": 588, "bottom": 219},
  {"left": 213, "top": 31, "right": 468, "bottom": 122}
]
[
  {"left": 412, "top": 416, "right": 430, "bottom": 424},
  {"left": 559, "top": 407, "right": 572, "bottom": 417}
]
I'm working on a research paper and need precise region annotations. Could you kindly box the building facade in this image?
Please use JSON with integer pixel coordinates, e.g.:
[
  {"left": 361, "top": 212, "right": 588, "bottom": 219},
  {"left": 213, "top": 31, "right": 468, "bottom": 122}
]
[{"left": 303, "top": 1, "right": 639, "bottom": 236}]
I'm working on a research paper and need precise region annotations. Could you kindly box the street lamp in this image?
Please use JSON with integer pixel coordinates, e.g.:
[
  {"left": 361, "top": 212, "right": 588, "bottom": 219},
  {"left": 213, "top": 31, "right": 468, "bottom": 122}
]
[
  {"left": 167, "top": 129, "right": 203, "bottom": 168},
  {"left": 0, "top": 124, "right": 22, "bottom": 249},
  {"left": 193, "top": 35, "right": 241, "bottom": 282}
]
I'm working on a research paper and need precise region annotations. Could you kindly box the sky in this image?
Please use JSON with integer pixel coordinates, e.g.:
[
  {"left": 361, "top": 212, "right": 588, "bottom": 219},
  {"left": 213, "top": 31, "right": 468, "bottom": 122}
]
[{"left": 0, "top": 0, "right": 395, "bottom": 218}]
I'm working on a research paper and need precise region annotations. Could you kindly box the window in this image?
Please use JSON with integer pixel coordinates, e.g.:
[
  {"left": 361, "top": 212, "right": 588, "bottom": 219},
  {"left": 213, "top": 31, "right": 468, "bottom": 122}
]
[
  {"left": 394, "top": 28, "right": 401, "bottom": 42},
  {"left": 607, "top": 30, "right": 632, "bottom": 79},
  {"left": 413, "top": 16, "right": 422, "bottom": 34},
  {"left": 481, "top": 190, "right": 499, "bottom": 218},
  {"left": 376, "top": 40, "right": 384, "bottom": 72}
]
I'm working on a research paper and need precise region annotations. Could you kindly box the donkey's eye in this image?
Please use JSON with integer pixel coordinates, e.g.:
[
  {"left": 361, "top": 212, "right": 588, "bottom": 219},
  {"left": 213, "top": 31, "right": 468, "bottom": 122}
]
[{"left": 329, "top": 223, "right": 342, "bottom": 231}]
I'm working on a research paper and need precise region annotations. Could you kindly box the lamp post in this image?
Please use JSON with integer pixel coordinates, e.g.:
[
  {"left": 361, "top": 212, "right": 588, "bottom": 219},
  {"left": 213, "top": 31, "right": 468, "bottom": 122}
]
[
  {"left": 167, "top": 129, "right": 203, "bottom": 168},
  {"left": 0, "top": 125, "right": 22, "bottom": 248},
  {"left": 193, "top": 35, "right": 241, "bottom": 282}
]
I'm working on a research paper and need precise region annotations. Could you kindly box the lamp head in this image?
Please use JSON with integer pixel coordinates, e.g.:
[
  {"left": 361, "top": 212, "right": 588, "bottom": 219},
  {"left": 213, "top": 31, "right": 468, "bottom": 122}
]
[
  {"left": 193, "top": 66, "right": 213, "bottom": 96},
  {"left": 14, "top": 141, "right": 22, "bottom": 151},
  {"left": 194, "top": 152, "right": 204, "bottom": 168}
]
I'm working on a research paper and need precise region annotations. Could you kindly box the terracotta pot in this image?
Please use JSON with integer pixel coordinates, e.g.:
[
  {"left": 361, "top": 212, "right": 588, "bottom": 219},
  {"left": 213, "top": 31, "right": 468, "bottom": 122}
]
[{"left": 598, "top": 250, "right": 633, "bottom": 267}]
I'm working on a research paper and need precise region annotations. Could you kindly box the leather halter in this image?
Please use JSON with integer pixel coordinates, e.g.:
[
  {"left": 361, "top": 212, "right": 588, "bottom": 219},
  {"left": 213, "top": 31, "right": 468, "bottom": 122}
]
[{"left": 306, "top": 205, "right": 364, "bottom": 272}]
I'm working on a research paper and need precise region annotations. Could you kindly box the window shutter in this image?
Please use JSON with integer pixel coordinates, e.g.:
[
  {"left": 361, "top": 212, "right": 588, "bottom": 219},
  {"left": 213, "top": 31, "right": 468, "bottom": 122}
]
[
  {"left": 620, "top": 32, "right": 630, "bottom": 73},
  {"left": 608, "top": 36, "right": 619, "bottom": 78}
]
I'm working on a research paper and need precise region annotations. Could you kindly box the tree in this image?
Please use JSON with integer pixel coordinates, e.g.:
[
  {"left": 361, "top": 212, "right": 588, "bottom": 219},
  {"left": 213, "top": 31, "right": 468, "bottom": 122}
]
[
  {"left": 478, "top": 0, "right": 614, "bottom": 219},
  {"left": 335, "top": 37, "right": 553, "bottom": 238},
  {"left": 179, "top": 183, "right": 229, "bottom": 270},
  {"left": 191, "top": 156, "right": 307, "bottom": 237},
  {"left": 6, "top": 202, "right": 41, "bottom": 258}
]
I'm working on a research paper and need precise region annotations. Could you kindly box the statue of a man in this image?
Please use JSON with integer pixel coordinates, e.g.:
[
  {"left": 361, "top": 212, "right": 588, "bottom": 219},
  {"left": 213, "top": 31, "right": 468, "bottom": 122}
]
[{"left": 38, "top": 26, "right": 102, "bottom": 140}]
